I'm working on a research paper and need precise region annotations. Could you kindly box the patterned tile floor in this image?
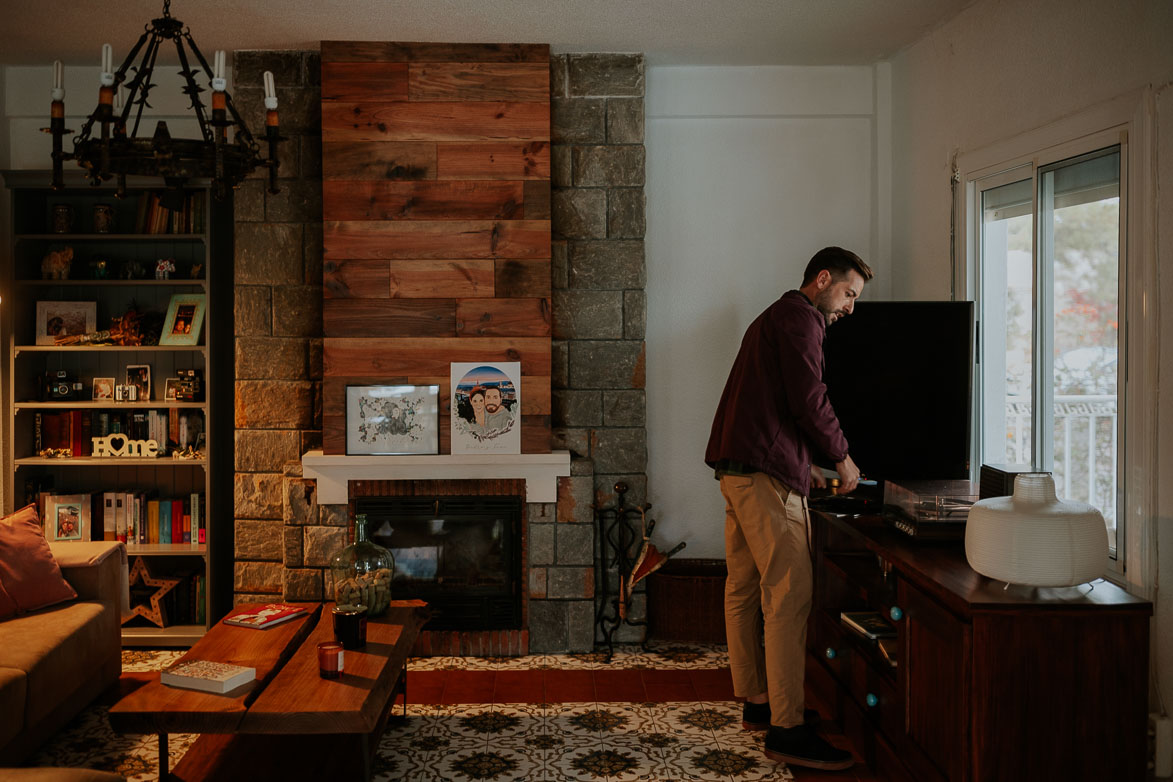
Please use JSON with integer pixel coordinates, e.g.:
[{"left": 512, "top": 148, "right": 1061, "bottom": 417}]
[{"left": 24, "top": 643, "right": 876, "bottom": 782}]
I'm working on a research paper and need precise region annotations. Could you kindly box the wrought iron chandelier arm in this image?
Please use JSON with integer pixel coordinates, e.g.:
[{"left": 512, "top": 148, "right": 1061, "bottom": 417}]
[
  {"left": 173, "top": 35, "right": 212, "bottom": 142},
  {"left": 130, "top": 33, "right": 165, "bottom": 138},
  {"left": 114, "top": 29, "right": 153, "bottom": 129}
]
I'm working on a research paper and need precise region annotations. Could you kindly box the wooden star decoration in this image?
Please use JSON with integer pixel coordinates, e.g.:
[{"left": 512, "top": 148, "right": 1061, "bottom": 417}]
[{"left": 121, "top": 556, "right": 180, "bottom": 628}]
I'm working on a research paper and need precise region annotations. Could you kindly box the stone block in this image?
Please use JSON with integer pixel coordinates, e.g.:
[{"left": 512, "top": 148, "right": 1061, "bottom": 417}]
[
  {"left": 301, "top": 134, "right": 323, "bottom": 179},
  {"left": 590, "top": 428, "right": 647, "bottom": 474},
  {"left": 234, "top": 179, "right": 265, "bottom": 222},
  {"left": 235, "top": 223, "right": 303, "bottom": 285},
  {"left": 549, "top": 55, "right": 568, "bottom": 98},
  {"left": 304, "top": 525, "right": 349, "bottom": 567},
  {"left": 234, "top": 592, "right": 274, "bottom": 605},
  {"left": 607, "top": 188, "right": 645, "bottom": 239},
  {"left": 624, "top": 290, "right": 646, "bottom": 340},
  {"left": 234, "top": 50, "right": 306, "bottom": 91},
  {"left": 551, "top": 241, "right": 569, "bottom": 290},
  {"left": 529, "top": 567, "right": 548, "bottom": 599},
  {"left": 235, "top": 429, "right": 302, "bottom": 472},
  {"left": 284, "top": 476, "right": 319, "bottom": 526},
  {"left": 573, "top": 145, "right": 645, "bottom": 188},
  {"left": 567, "top": 600, "right": 596, "bottom": 652},
  {"left": 551, "top": 188, "right": 606, "bottom": 240},
  {"left": 234, "top": 472, "right": 283, "bottom": 519},
  {"left": 528, "top": 503, "right": 557, "bottom": 522},
  {"left": 557, "top": 475, "right": 595, "bottom": 524},
  {"left": 594, "top": 474, "right": 647, "bottom": 509},
  {"left": 236, "top": 380, "right": 315, "bottom": 428},
  {"left": 552, "top": 340, "right": 570, "bottom": 390},
  {"left": 568, "top": 54, "right": 645, "bottom": 98},
  {"left": 568, "top": 240, "right": 645, "bottom": 289},
  {"left": 235, "top": 337, "right": 307, "bottom": 381},
  {"left": 304, "top": 222, "right": 324, "bottom": 285},
  {"left": 320, "top": 504, "right": 349, "bottom": 527},
  {"left": 555, "top": 523, "right": 594, "bottom": 566},
  {"left": 552, "top": 427, "right": 590, "bottom": 458},
  {"left": 277, "top": 86, "right": 321, "bottom": 135},
  {"left": 284, "top": 525, "right": 304, "bottom": 567},
  {"left": 234, "top": 286, "right": 271, "bottom": 338},
  {"left": 283, "top": 568, "right": 323, "bottom": 601},
  {"left": 245, "top": 136, "right": 298, "bottom": 181},
  {"left": 552, "top": 389, "right": 603, "bottom": 428},
  {"left": 552, "top": 290, "right": 622, "bottom": 340},
  {"left": 547, "top": 567, "right": 594, "bottom": 600},
  {"left": 568, "top": 340, "right": 645, "bottom": 389},
  {"left": 234, "top": 561, "right": 283, "bottom": 594},
  {"left": 304, "top": 52, "right": 322, "bottom": 86},
  {"left": 570, "top": 457, "right": 595, "bottom": 477},
  {"left": 308, "top": 338, "right": 324, "bottom": 380},
  {"left": 235, "top": 519, "right": 283, "bottom": 561},
  {"left": 528, "top": 599, "right": 568, "bottom": 652},
  {"left": 603, "top": 390, "right": 645, "bottom": 427},
  {"left": 551, "top": 145, "right": 572, "bottom": 188},
  {"left": 283, "top": 461, "right": 304, "bottom": 477},
  {"left": 266, "top": 177, "right": 323, "bottom": 224},
  {"left": 606, "top": 97, "right": 644, "bottom": 143},
  {"left": 551, "top": 98, "right": 605, "bottom": 144},
  {"left": 272, "top": 286, "right": 323, "bottom": 338},
  {"left": 529, "top": 522, "right": 554, "bottom": 565}
]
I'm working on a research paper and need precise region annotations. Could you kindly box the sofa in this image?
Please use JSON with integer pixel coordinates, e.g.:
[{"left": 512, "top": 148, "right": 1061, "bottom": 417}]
[{"left": 0, "top": 540, "right": 124, "bottom": 766}]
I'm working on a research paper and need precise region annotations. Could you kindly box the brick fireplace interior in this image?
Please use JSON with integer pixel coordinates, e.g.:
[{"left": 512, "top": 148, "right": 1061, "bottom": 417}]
[{"left": 231, "top": 45, "right": 648, "bottom": 654}]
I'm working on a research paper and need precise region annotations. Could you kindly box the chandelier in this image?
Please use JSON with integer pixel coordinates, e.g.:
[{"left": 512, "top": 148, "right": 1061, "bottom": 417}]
[{"left": 46, "top": 0, "right": 280, "bottom": 200}]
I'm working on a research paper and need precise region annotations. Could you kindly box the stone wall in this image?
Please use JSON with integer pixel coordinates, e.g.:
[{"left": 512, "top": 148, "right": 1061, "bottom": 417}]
[{"left": 230, "top": 49, "right": 648, "bottom": 651}]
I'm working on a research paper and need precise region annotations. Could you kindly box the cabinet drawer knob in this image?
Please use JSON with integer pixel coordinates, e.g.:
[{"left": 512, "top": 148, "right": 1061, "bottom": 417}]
[
  {"left": 866, "top": 693, "right": 879, "bottom": 708},
  {"left": 824, "top": 647, "right": 837, "bottom": 660},
  {"left": 889, "top": 606, "right": 904, "bottom": 621}
]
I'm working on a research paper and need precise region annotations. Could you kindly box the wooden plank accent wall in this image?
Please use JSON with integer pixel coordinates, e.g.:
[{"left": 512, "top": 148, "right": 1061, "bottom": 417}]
[{"left": 321, "top": 42, "right": 552, "bottom": 455}]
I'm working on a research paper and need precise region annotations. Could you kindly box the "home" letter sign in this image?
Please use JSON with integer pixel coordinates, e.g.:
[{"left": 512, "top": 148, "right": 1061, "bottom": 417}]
[{"left": 91, "top": 433, "right": 159, "bottom": 458}]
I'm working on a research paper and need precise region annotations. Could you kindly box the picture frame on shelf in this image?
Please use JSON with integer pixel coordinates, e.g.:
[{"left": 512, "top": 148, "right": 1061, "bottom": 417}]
[
  {"left": 45, "top": 494, "right": 90, "bottom": 542},
  {"left": 450, "top": 362, "right": 521, "bottom": 455},
  {"left": 159, "top": 293, "right": 206, "bottom": 346},
  {"left": 35, "top": 301, "right": 96, "bottom": 346},
  {"left": 164, "top": 377, "right": 181, "bottom": 402},
  {"left": 346, "top": 384, "right": 440, "bottom": 455},
  {"left": 92, "top": 377, "right": 115, "bottom": 401},
  {"left": 125, "top": 364, "right": 151, "bottom": 401}
]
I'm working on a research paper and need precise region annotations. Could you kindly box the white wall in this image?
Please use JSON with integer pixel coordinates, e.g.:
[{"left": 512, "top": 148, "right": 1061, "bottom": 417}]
[
  {"left": 887, "top": 0, "right": 1173, "bottom": 716},
  {"left": 645, "top": 65, "right": 888, "bottom": 558}
]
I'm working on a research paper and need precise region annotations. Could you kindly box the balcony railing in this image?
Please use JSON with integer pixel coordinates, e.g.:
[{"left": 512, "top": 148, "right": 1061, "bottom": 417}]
[{"left": 1005, "top": 394, "right": 1118, "bottom": 529}]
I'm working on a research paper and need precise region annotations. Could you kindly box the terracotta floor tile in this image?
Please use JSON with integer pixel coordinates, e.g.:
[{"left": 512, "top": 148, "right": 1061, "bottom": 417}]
[
  {"left": 441, "top": 669, "right": 495, "bottom": 704},
  {"left": 406, "top": 670, "right": 447, "bottom": 705},
  {"left": 493, "top": 669, "right": 547, "bottom": 703},
  {"left": 544, "top": 669, "right": 596, "bottom": 703},
  {"left": 593, "top": 669, "right": 647, "bottom": 702},
  {"left": 690, "top": 668, "right": 736, "bottom": 700},
  {"left": 643, "top": 681, "right": 699, "bottom": 702}
]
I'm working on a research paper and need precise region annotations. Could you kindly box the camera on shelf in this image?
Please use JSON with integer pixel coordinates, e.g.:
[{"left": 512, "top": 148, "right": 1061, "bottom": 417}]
[
  {"left": 43, "top": 370, "right": 83, "bottom": 401},
  {"left": 175, "top": 368, "right": 203, "bottom": 402}
]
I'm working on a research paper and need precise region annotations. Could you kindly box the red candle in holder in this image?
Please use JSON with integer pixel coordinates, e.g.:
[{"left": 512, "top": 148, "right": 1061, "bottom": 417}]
[{"left": 317, "top": 641, "right": 343, "bottom": 679}]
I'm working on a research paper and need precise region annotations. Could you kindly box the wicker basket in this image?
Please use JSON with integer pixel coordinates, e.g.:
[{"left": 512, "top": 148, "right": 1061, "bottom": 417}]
[{"left": 646, "top": 558, "right": 727, "bottom": 644}]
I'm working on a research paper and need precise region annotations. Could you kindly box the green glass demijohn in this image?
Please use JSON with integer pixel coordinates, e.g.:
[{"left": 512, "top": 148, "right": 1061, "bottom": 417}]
[{"left": 330, "top": 514, "right": 394, "bottom": 616}]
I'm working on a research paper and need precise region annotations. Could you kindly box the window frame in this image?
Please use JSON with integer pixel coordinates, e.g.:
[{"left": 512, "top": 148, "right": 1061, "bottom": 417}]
[{"left": 954, "top": 90, "right": 1157, "bottom": 595}]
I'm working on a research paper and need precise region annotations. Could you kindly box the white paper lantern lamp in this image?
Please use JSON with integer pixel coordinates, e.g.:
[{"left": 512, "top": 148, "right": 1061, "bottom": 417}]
[{"left": 964, "top": 472, "right": 1108, "bottom": 587}]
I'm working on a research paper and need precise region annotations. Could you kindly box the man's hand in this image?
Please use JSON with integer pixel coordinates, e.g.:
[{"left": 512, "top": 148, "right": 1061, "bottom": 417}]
[
  {"left": 835, "top": 455, "right": 861, "bottom": 494},
  {"left": 811, "top": 464, "right": 827, "bottom": 489}
]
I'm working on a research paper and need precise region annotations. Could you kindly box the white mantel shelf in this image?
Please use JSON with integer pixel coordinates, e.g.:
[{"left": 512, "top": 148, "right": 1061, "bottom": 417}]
[{"left": 300, "top": 450, "right": 572, "bottom": 505}]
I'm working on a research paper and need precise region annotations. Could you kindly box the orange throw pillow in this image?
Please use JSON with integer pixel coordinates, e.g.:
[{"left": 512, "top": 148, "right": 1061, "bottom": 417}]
[{"left": 0, "top": 504, "right": 78, "bottom": 619}]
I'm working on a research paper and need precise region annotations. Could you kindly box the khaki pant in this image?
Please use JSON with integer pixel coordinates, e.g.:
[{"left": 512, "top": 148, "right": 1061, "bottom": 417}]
[{"left": 720, "top": 472, "right": 812, "bottom": 729}]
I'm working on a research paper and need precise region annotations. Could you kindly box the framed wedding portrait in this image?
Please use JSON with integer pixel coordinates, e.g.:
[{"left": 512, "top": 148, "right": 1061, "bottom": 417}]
[
  {"left": 159, "top": 293, "right": 206, "bottom": 346},
  {"left": 36, "top": 301, "right": 96, "bottom": 345},
  {"left": 450, "top": 362, "right": 521, "bottom": 455},
  {"left": 346, "top": 384, "right": 440, "bottom": 455}
]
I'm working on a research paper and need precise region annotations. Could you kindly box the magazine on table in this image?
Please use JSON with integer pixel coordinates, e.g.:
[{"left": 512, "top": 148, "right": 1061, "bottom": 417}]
[
  {"left": 222, "top": 603, "right": 308, "bottom": 629},
  {"left": 161, "top": 660, "right": 256, "bottom": 694}
]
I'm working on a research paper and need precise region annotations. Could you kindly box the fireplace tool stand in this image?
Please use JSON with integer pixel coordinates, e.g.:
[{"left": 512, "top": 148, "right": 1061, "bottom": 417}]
[{"left": 595, "top": 482, "right": 686, "bottom": 662}]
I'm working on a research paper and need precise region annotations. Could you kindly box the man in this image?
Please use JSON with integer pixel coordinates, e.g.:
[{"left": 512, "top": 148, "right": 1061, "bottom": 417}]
[
  {"left": 482, "top": 386, "right": 513, "bottom": 432},
  {"left": 705, "top": 246, "right": 872, "bottom": 771}
]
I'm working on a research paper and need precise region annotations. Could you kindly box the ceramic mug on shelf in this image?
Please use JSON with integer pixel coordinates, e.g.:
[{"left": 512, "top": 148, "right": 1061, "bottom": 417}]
[
  {"left": 51, "top": 204, "right": 74, "bottom": 233},
  {"left": 93, "top": 203, "right": 115, "bottom": 233}
]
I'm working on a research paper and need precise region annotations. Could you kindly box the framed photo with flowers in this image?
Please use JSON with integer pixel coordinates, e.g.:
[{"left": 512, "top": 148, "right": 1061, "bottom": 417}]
[
  {"left": 159, "top": 293, "right": 206, "bottom": 346},
  {"left": 346, "top": 385, "right": 440, "bottom": 455},
  {"left": 36, "top": 301, "right": 96, "bottom": 345}
]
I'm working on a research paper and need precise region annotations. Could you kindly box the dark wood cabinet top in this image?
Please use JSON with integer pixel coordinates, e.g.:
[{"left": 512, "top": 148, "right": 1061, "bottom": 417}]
[{"left": 816, "top": 511, "right": 1151, "bottom": 619}]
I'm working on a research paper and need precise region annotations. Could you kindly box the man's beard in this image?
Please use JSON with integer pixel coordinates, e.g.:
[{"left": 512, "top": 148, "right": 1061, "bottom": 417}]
[
  {"left": 485, "top": 403, "right": 500, "bottom": 413},
  {"left": 814, "top": 290, "right": 845, "bottom": 325}
]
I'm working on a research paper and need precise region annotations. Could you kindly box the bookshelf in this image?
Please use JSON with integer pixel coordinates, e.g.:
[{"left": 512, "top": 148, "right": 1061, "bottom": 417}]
[{"left": 1, "top": 170, "right": 232, "bottom": 647}]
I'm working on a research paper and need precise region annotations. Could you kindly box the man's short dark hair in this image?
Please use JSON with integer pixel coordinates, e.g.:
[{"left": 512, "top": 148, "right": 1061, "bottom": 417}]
[{"left": 801, "top": 247, "right": 873, "bottom": 286}]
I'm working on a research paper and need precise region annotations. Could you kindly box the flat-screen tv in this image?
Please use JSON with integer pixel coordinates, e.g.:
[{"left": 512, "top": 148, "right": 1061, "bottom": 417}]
[{"left": 820, "top": 301, "right": 974, "bottom": 481}]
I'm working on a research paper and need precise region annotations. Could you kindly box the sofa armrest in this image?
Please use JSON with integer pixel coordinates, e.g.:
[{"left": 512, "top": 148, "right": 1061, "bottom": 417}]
[{"left": 48, "top": 541, "right": 126, "bottom": 606}]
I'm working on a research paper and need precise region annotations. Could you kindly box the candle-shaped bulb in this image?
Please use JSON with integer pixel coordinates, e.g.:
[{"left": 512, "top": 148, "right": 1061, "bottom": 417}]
[
  {"left": 51, "top": 60, "right": 65, "bottom": 101},
  {"left": 211, "top": 50, "right": 226, "bottom": 92},
  {"left": 100, "top": 44, "right": 114, "bottom": 86},
  {"left": 263, "top": 71, "right": 278, "bottom": 109}
]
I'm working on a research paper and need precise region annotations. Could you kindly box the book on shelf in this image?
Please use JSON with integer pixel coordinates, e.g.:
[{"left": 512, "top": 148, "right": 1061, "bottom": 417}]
[
  {"left": 222, "top": 604, "right": 308, "bottom": 629},
  {"left": 161, "top": 660, "right": 255, "bottom": 694},
  {"left": 840, "top": 611, "right": 897, "bottom": 640}
]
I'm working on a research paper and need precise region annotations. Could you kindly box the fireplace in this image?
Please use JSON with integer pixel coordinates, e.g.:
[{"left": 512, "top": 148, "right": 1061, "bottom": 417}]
[{"left": 357, "top": 495, "right": 523, "bottom": 631}]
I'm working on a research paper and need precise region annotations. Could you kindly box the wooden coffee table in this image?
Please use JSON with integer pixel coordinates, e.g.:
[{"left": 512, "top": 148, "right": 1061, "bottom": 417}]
[{"left": 109, "top": 600, "right": 427, "bottom": 781}]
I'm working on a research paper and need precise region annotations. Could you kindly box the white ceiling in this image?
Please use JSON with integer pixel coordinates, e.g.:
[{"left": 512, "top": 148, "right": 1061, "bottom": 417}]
[{"left": 1, "top": 0, "right": 974, "bottom": 67}]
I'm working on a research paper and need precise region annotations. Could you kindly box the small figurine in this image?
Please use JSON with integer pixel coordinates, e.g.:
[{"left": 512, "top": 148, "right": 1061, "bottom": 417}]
[
  {"left": 41, "top": 246, "right": 74, "bottom": 280},
  {"left": 190, "top": 262, "right": 203, "bottom": 279},
  {"left": 154, "top": 258, "right": 176, "bottom": 280},
  {"left": 120, "top": 259, "right": 146, "bottom": 279},
  {"left": 89, "top": 259, "right": 109, "bottom": 279}
]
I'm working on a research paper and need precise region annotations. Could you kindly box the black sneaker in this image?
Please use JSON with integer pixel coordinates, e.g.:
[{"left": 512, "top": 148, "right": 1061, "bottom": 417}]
[
  {"left": 741, "top": 703, "right": 822, "bottom": 731},
  {"left": 764, "top": 723, "right": 854, "bottom": 771}
]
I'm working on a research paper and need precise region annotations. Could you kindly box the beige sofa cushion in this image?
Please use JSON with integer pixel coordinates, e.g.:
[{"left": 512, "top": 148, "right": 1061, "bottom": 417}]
[
  {"left": 0, "top": 602, "right": 106, "bottom": 729},
  {"left": 0, "top": 769, "right": 126, "bottom": 781},
  {"left": 0, "top": 667, "right": 26, "bottom": 749}
]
